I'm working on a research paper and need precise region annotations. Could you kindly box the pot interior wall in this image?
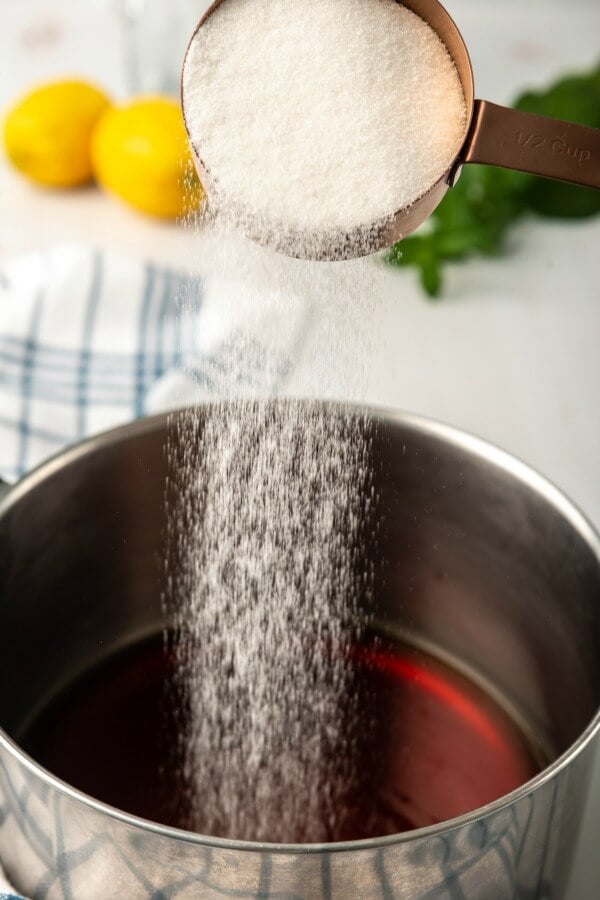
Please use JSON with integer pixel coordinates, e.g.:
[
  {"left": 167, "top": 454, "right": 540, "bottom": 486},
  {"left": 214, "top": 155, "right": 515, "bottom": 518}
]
[{"left": 0, "top": 408, "right": 599, "bottom": 763}]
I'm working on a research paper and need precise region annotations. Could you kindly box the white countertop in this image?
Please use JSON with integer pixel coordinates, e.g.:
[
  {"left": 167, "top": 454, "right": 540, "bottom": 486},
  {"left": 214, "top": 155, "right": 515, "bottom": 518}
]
[
  {"left": 1, "top": 1, "right": 599, "bottom": 895},
  {"left": 1, "top": 0, "right": 599, "bottom": 525}
]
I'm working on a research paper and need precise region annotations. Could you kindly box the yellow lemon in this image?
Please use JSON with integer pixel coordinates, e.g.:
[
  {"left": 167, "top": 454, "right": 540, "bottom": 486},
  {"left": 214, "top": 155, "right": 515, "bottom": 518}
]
[
  {"left": 91, "top": 97, "right": 204, "bottom": 220},
  {"left": 3, "top": 79, "right": 111, "bottom": 188}
]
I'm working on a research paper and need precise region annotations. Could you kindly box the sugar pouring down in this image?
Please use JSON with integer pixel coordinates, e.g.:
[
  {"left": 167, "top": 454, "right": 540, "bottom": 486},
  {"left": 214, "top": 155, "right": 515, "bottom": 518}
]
[
  {"left": 171, "top": 0, "right": 600, "bottom": 847},
  {"left": 182, "top": 0, "right": 600, "bottom": 260},
  {"left": 1, "top": 4, "right": 599, "bottom": 893}
]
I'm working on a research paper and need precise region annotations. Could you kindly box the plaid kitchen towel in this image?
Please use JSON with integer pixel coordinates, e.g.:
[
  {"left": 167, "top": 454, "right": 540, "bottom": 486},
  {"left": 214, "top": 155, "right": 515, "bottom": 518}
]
[
  {"left": 0, "top": 241, "right": 310, "bottom": 898},
  {"left": 0, "top": 244, "right": 309, "bottom": 484},
  {"left": 0, "top": 245, "right": 198, "bottom": 482},
  {"left": 0, "top": 885, "right": 24, "bottom": 900}
]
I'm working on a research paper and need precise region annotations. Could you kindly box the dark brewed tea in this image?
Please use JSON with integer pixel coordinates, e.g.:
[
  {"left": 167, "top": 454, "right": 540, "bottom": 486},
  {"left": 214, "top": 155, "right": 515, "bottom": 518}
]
[{"left": 19, "top": 633, "right": 545, "bottom": 840}]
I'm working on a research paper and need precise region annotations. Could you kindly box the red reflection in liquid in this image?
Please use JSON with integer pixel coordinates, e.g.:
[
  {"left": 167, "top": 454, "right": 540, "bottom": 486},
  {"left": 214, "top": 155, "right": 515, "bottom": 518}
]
[
  {"left": 19, "top": 635, "right": 543, "bottom": 839},
  {"left": 350, "top": 640, "right": 542, "bottom": 830}
]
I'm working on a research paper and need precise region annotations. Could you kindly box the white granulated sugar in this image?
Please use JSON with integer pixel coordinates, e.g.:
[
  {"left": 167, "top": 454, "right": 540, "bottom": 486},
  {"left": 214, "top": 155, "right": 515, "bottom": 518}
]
[
  {"left": 182, "top": 0, "right": 466, "bottom": 239},
  {"left": 165, "top": 232, "right": 383, "bottom": 842},
  {"left": 168, "top": 399, "right": 376, "bottom": 842}
]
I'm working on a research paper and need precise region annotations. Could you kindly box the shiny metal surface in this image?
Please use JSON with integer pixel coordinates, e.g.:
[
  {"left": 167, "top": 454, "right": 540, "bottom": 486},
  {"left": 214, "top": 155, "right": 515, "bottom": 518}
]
[
  {"left": 1, "top": 404, "right": 600, "bottom": 898},
  {"left": 181, "top": 0, "right": 600, "bottom": 260}
]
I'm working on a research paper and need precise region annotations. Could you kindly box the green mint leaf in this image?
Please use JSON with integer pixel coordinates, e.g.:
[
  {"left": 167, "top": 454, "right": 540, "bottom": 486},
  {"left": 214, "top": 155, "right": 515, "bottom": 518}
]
[
  {"left": 385, "top": 60, "right": 600, "bottom": 297},
  {"left": 421, "top": 259, "right": 442, "bottom": 297}
]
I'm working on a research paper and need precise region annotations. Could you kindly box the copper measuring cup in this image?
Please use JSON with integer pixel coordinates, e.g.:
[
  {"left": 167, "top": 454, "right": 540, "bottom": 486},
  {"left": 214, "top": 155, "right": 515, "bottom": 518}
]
[{"left": 182, "top": 0, "right": 600, "bottom": 260}]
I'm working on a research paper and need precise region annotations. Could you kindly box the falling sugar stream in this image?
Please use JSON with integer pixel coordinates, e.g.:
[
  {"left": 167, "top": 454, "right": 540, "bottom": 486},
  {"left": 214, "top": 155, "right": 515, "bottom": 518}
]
[{"left": 163, "top": 222, "right": 386, "bottom": 842}]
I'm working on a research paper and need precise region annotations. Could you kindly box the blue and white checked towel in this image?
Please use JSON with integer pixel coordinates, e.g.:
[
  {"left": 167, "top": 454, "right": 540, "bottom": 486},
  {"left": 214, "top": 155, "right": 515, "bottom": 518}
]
[
  {"left": 0, "top": 245, "right": 198, "bottom": 482},
  {"left": 0, "top": 242, "right": 311, "bottom": 897},
  {"left": 0, "top": 887, "right": 23, "bottom": 899},
  {"left": 0, "top": 244, "right": 310, "bottom": 485}
]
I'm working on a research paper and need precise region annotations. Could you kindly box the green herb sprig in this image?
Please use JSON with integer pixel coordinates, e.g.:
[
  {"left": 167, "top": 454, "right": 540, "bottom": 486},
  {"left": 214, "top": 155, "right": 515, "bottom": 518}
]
[{"left": 385, "top": 63, "right": 600, "bottom": 298}]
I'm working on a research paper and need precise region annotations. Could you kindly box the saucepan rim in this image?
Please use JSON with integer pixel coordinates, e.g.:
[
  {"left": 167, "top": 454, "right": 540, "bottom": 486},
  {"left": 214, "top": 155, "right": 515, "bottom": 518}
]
[{"left": 1, "top": 402, "right": 599, "bottom": 855}]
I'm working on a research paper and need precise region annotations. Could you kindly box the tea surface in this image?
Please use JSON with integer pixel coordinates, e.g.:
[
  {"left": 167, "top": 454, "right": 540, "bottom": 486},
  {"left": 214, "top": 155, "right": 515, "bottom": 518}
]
[{"left": 20, "top": 633, "right": 544, "bottom": 840}]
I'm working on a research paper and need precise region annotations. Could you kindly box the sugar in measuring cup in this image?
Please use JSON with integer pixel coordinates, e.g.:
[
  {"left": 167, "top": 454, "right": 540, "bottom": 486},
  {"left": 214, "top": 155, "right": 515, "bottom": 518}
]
[{"left": 181, "top": 0, "right": 600, "bottom": 261}]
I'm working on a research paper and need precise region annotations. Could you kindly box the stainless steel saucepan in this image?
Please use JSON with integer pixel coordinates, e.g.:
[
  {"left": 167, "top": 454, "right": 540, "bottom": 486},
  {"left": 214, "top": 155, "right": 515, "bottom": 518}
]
[{"left": 0, "top": 403, "right": 599, "bottom": 898}]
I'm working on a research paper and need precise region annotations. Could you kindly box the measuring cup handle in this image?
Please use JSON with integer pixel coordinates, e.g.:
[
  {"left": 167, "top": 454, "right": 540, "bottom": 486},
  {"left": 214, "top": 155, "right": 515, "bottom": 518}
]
[{"left": 460, "top": 100, "right": 600, "bottom": 190}]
